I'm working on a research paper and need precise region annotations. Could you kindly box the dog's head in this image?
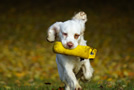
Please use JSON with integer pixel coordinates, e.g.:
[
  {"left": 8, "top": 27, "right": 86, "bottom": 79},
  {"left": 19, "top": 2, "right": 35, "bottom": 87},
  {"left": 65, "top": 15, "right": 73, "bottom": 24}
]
[{"left": 47, "top": 11, "right": 87, "bottom": 49}]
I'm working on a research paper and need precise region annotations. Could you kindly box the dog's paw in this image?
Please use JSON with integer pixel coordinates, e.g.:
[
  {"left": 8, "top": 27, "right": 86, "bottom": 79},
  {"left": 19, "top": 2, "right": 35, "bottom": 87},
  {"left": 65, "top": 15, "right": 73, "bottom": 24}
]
[
  {"left": 80, "top": 70, "right": 93, "bottom": 82},
  {"left": 75, "top": 84, "right": 82, "bottom": 90},
  {"left": 72, "top": 11, "right": 87, "bottom": 22},
  {"left": 75, "top": 87, "right": 82, "bottom": 90}
]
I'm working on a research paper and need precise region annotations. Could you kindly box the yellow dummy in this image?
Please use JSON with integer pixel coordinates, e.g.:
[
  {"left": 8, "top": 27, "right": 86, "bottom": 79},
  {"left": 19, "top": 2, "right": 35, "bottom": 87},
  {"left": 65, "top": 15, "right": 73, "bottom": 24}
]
[{"left": 53, "top": 41, "right": 97, "bottom": 59}]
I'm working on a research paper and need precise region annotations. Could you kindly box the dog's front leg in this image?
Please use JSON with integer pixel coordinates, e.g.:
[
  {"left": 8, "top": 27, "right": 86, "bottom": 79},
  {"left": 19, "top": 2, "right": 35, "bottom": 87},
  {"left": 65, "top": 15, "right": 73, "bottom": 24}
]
[
  {"left": 64, "top": 67, "right": 81, "bottom": 90},
  {"left": 56, "top": 55, "right": 82, "bottom": 90},
  {"left": 81, "top": 60, "right": 94, "bottom": 82}
]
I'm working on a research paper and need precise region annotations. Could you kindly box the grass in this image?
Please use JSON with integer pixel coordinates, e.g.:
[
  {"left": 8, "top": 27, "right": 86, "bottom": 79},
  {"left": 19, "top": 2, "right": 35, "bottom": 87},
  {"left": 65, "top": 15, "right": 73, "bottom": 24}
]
[{"left": 0, "top": 80, "right": 134, "bottom": 90}]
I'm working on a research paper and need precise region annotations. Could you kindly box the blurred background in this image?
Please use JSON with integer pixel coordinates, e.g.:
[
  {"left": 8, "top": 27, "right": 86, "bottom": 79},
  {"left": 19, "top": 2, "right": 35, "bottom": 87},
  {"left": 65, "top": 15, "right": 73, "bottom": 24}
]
[{"left": 0, "top": 0, "right": 134, "bottom": 88}]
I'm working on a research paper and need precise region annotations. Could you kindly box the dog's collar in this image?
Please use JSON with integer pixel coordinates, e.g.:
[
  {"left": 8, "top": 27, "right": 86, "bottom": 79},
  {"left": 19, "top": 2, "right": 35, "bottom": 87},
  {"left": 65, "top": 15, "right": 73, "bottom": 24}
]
[
  {"left": 80, "top": 58, "right": 84, "bottom": 61},
  {"left": 80, "top": 58, "right": 94, "bottom": 61}
]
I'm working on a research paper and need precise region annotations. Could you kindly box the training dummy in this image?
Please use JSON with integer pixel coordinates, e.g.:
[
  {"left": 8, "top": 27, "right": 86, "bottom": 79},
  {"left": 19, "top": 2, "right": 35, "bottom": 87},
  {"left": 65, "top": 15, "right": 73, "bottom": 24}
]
[{"left": 53, "top": 41, "right": 97, "bottom": 59}]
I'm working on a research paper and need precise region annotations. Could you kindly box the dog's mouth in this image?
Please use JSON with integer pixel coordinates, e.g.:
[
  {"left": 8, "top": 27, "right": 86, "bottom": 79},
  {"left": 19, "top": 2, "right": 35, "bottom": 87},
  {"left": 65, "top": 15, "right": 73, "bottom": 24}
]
[
  {"left": 61, "top": 41, "right": 77, "bottom": 49},
  {"left": 63, "top": 45, "right": 76, "bottom": 50},
  {"left": 67, "top": 46, "right": 75, "bottom": 49}
]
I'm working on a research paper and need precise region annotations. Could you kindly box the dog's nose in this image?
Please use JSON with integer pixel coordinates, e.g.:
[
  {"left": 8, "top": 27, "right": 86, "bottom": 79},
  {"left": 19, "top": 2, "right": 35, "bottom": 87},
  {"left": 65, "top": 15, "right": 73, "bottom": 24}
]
[{"left": 67, "top": 42, "right": 74, "bottom": 48}]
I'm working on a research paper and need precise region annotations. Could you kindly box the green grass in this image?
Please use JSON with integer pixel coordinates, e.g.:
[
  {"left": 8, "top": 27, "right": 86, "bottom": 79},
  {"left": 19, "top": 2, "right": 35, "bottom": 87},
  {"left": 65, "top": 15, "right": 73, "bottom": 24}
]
[{"left": 0, "top": 80, "right": 134, "bottom": 90}]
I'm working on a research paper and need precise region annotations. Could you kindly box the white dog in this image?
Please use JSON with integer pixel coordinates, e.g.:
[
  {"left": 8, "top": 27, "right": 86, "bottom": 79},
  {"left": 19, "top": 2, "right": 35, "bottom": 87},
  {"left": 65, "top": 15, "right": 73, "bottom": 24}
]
[{"left": 47, "top": 11, "right": 94, "bottom": 90}]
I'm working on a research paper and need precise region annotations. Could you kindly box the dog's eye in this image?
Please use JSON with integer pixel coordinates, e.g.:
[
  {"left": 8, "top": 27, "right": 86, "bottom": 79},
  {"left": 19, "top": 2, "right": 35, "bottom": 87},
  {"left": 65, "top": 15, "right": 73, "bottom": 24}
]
[
  {"left": 62, "top": 33, "right": 68, "bottom": 37},
  {"left": 74, "top": 34, "right": 80, "bottom": 39}
]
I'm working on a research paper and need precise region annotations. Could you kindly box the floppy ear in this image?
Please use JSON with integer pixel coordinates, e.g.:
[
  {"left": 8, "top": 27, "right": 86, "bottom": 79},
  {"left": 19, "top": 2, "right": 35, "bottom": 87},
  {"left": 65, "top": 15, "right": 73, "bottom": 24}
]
[
  {"left": 73, "top": 11, "right": 87, "bottom": 36},
  {"left": 47, "top": 22, "right": 62, "bottom": 42},
  {"left": 72, "top": 11, "right": 87, "bottom": 23}
]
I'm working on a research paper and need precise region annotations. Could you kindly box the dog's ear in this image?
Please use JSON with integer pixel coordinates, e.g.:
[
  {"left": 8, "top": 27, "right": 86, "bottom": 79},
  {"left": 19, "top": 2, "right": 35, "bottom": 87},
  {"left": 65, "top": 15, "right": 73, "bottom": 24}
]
[
  {"left": 72, "top": 11, "right": 87, "bottom": 23},
  {"left": 47, "top": 22, "right": 62, "bottom": 42}
]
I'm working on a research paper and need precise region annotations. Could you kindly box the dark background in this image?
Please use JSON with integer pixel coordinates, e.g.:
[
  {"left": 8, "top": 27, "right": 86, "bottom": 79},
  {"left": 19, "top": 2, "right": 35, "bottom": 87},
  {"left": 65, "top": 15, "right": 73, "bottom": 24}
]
[{"left": 0, "top": 0, "right": 134, "bottom": 88}]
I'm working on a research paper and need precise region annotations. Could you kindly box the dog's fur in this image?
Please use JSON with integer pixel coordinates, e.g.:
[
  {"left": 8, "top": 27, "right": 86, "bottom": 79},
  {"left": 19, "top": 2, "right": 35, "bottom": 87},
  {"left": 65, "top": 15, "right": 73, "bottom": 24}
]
[{"left": 47, "top": 11, "right": 93, "bottom": 90}]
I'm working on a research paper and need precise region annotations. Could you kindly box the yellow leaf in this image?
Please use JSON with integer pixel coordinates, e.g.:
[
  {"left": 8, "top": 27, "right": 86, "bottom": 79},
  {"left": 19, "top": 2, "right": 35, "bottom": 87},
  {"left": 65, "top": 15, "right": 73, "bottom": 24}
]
[
  {"left": 107, "top": 78, "right": 113, "bottom": 81},
  {"left": 15, "top": 72, "right": 25, "bottom": 78}
]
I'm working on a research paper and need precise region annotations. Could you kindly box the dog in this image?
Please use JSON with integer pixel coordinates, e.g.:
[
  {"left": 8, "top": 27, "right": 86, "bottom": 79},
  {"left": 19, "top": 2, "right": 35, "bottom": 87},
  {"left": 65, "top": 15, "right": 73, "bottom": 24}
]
[{"left": 47, "top": 11, "right": 94, "bottom": 90}]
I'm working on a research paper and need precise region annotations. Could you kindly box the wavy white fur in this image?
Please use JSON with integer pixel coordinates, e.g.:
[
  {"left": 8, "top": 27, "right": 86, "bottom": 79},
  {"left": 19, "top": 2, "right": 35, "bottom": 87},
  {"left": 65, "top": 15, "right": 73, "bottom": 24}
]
[{"left": 47, "top": 11, "right": 94, "bottom": 90}]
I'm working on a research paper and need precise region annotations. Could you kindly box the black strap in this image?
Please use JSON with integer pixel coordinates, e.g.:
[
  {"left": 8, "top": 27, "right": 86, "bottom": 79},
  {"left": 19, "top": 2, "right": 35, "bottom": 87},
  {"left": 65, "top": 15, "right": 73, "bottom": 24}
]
[
  {"left": 80, "top": 58, "right": 84, "bottom": 61},
  {"left": 80, "top": 58, "right": 94, "bottom": 61}
]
